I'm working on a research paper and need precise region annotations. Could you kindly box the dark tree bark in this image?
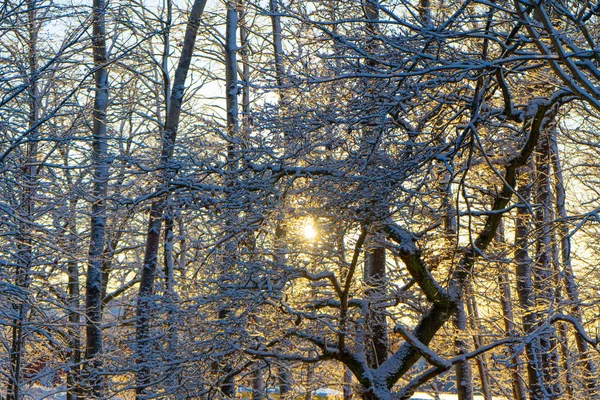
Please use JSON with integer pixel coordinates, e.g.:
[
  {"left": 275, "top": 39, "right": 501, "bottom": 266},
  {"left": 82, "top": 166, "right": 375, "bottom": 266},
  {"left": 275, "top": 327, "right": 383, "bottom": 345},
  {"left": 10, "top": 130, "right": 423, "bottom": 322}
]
[
  {"left": 135, "top": 0, "right": 208, "bottom": 397},
  {"left": 344, "top": 367, "right": 353, "bottom": 400},
  {"left": 365, "top": 248, "right": 388, "bottom": 368},
  {"left": 514, "top": 172, "right": 547, "bottom": 400},
  {"left": 269, "top": 0, "right": 284, "bottom": 90},
  {"left": 550, "top": 128, "right": 599, "bottom": 398},
  {"left": 533, "top": 132, "right": 561, "bottom": 398},
  {"left": 251, "top": 363, "right": 264, "bottom": 400},
  {"left": 498, "top": 249, "right": 527, "bottom": 399},
  {"left": 7, "top": 2, "right": 39, "bottom": 398},
  {"left": 466, "top": 286, "right": 491, "bottom": 400},
  {"left": 84, "top": 0, "right": 110, "bottom": 395},
  {"left": 278, "top": 364, "right": 292, "bottom": 400},
  {"left": 67, "top": 197, "right": 82, "bottom": 400}
]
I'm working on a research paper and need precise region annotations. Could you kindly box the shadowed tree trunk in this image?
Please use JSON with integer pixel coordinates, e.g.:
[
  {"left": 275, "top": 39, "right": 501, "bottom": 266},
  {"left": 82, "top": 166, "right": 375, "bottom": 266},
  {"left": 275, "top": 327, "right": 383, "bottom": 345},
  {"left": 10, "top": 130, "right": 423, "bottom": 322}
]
[
  {"left": 496, "top": 221, "right": 527, "bottom": 400},
  {"left": 360, "top": 0, "right": 389, "bottom": 374},
  {"left": 67, "top": 195, "right": 82, "bottom": 400},
  {"left": 514, "top": 171, "right": 547, "bottom": 400},
  {"left": 365, "top": 247, "right": 388, "bottom": 368},
  {"left": 218, "top": 2, "right": 240, "bottom": 397},
  {"left": 7, "top": 2, "right": 39, "bottom": 398},
  {"left": 466, "top": 286, "right": 491, "bottom": 400},
  {"left": 278, "top": 364, "right": 292, "bottom": 400},
  {"left": 269, "top": 0, "right": 284, "bottom": 90},
  {"left": 83, "top": 0, "right": 110, "bottom": 395},
  {"left": 344, "top": 367, "right": 353, "bottom": 400},
  {"left": 135, "top": 0, "right": 208, "bottom": 397},
  {"left": 252, "top": 363, "right": 264, "bottom": 400},
  {"left": 550, "top": 128, "right": 599, "bottom": 398},
  {"left": 453, "top": 298, "right": 472, "bottom": 400},
  {"left": 533, "top": 132, "right": 561, "bottom": 398}
]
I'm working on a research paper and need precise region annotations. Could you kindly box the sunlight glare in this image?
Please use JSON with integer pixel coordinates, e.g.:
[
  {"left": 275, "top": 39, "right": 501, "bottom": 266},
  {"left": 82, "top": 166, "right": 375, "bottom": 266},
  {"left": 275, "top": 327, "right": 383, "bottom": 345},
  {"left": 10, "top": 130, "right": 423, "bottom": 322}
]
[{"left": 303, "top": 221, "right": 318, "bottom": 240}]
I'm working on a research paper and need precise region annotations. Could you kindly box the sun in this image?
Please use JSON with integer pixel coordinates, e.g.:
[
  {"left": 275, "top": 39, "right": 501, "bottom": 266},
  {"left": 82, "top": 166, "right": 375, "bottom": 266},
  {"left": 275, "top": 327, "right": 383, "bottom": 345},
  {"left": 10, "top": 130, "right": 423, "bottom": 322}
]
[{"left": 302, "top": 220, "right": 318, "bottom": 240}]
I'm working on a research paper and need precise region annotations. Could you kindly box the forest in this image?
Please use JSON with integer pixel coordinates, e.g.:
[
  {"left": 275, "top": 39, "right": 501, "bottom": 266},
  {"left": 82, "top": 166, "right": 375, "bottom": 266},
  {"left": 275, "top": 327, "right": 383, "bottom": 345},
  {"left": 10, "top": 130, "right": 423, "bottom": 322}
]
[{"left": 1, "top": 0, "right": 600, "bottom": 399}]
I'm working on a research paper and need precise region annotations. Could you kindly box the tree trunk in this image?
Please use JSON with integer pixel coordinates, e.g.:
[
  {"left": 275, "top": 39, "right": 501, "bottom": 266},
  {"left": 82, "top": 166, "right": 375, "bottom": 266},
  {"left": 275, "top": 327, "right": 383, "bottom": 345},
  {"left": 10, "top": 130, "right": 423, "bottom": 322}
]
[
  {"left": 164, "top": 214, "right": 180, "bottom": 395},
  {"left": 269, "top": 0, "right": 285, "bottom": 90},
  {"left": 514, "top": 172, "right": 546, "bottom": 400},
  {"left": 7, "top": 3, "right": 39, "bottom": 398},
  {"left": 466, "top": 287, "right": 491, "bottom": 400},
  {"left": 305, "top": 363, "right": 313, "bottom": 400},
  {"left": 365, "top": 248, "right": 388, "bottom": 368},
  {"left": 496, "top": 221, "right": 527, "bottom": 400},
  {"left": 216, "top": 2, "right": 240, "bottom": 397},
  {"left": 498, "top": 270, "right": 527, "bottom": 400},
  {"left": 558, "top": 321, "right": 573, "bottom": 398},
  {"left": 83, "top": 0, "right": 110, "bottom": 396},
  {"left": 533, "top": 132, "right": 561, "bottom": 398},
  {"left": 278, "top": 364, "right": 292, "bottom": 400},
  {"left": 550, "top": 128, "right": 599, "bottom": 397},
  {"left": 252, "top": 363, "right": 264, "bottom": 400},
  {"left": 135, "top": 0, "right": 208, "bottom": 397},
  {"left": 67, "top": 197, "right": 82, "bottom": 400},
  {"left": 453, "top": 300, "right": 473, "bottom": 400},
  {"left": 344, "top": 367, "right": 353, "bottom": 400}
]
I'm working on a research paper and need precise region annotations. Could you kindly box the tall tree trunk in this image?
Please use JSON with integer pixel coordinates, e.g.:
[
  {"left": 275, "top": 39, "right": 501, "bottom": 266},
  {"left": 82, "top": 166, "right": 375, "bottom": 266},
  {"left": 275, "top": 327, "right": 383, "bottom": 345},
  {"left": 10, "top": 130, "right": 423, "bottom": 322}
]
[
  {"left": 558, "top": 321, "right": 573, "bottom": 398},
  {"left": 550, "top": 128, "right": 599, "bottom": 397},
  {"left": 278, "top": 364, "right": 292, "bottom": 400},
  {"left": 453, "top": 300, "right": 472, "bottom": 400},
  {"left": 218, "top": 3, "right": 240, "bottom": 397},
  {"left": 533, "top": 132, "right": 561, "bottom": 398},
  {"left": 7, "top": 3, "right": 38, "bottom": 398},
  {"left": 161, "top": 2, "right": 180, "bottom": 395},
  {"left": 135, "top": 0, "right": 208, "bottom": 397},
  {"left": 498, "top": 268, "right": 527, "bottom": 400},
  {"left": 164, "top": 214, "right": 181, "bottom": 395},
  {"left": 67, "top": 197, "right": 82, "bottom": 400},
  {"left": 239, "top": 2, "right": 250, "bottom": 135},
  {"left": 514, "top": 172, "right": 547, "bottom": 400},
  {"left": 252, "top": 363, "right": 264, "bottom": 400},
  {"left": 365, "top": 248, "right": 388, "bottom": 368},
  {"left": 496, "top": 221, "right": 527, "bottom": 400},
  {"left": 84, "top": 0, "right": 110, "bottom": 396},
  {"left": 343, "top": 367, "right": 353, "bottom": 400},
  {"left": 269, "top": 0, "right": 284, "bottom": 90},
  {"left": 466, "top": 286, "right": 491, "bottom": 400},
  {"left": 360, "top": 0, "right": 389, "bottom": 372},
  {"left": 442, "top": 160, "right": 472, "bottom": 400}
]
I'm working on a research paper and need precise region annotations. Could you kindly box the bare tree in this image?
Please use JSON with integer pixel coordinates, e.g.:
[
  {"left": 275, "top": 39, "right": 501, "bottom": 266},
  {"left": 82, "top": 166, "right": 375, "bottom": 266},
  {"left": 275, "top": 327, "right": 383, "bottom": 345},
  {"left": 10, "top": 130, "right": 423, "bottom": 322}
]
[{"left": 135, "top": 0, "right": 208, "bottom": 397}]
